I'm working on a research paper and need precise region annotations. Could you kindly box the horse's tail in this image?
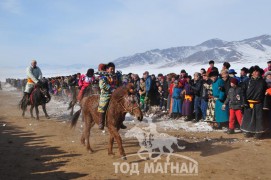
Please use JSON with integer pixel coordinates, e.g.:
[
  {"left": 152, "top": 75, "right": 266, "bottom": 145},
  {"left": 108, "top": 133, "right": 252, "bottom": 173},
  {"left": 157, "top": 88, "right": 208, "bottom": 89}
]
[
  {"left": 70, "top": 109, "right": 81, "bottom": 128},
  {"left": 19, "top": 96, "right": 26, "bottom": 110}
]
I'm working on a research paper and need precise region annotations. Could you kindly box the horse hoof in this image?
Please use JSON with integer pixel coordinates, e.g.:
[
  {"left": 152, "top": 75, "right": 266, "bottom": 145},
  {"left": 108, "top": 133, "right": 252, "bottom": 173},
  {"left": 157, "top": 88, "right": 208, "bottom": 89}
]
[
  {"left": 108, "top": 152, "right": 115, "bottom": 156},
  {"left": 121, "top": 156, "right": 127, "bottom": 160},
  {"left": 88, "top": 150, "right": 94, "bottom": 154},
  {"left": 46, "top": 116, "right": 50, "bottom": 119}
]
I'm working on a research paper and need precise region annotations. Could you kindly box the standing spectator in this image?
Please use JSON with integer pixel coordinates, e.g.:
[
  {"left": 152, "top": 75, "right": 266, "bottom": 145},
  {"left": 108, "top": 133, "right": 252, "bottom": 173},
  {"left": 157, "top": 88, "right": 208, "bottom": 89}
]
[
  {"left": 143, "top": 71, "right": 152, "bottom": 112},
  {"left": 158, "top": 86, "right": 165, "bottom": 110},
  {"left": 171, "top": 80, "right": 183, "bottom": 119},
  {"left": 263, "top": 71, "right": 271, "bottom": 110},
  {"left": 190, "top": 72, "right": 202, "bottom": 122},
  {"left": 200, "top": 68, "right": 206, "bottom": 75},
  {"left": 222, "top": 62, "right": 231, "bottom": 71},
  {"left": 182, "top": 76, "right": 194, "bottom": 121},
  {"left": 139, "top": 78, "right": 146, "bottom": 110},
  {"left": 201, "top": 73, "right": 212, "bottom": 121},
  {"left": 222, "top": 78, "right": 243, "bottom": 134},
  {"left": 160, "top": 76, "right": 168, "bottom": 110},
  {"left": 151, "top": 74, "right": 159, "bottom": 105},
  {"left": 212, "top": 71, "right": 229, "bottom": 129},
  {"left": 263, "top": 60, "right": 271, "bottom": 74},
  {"left": 241, "top": 66, "right": 268, "bottom": 139},
  {"left": 168, "top": 75, "right": 176, "bottom": 113},
  {"left": 228, "top": 69, "right": 238, "bottom": 79},
  {"left": 239, "top": 67, "right": 249, "bottom": 85},
  {"left": 221, "top": 69, "right": 231, "bottom": 97},
  {"left": 207, "top": 60, "right": 218, "bottom": 76}
]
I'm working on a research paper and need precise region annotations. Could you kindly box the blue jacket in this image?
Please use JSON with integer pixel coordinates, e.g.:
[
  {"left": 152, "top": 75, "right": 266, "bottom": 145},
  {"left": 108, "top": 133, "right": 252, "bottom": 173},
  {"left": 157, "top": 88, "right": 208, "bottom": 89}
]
[{"left": 145, "top": 76, "right": 152, "bottom": 93}]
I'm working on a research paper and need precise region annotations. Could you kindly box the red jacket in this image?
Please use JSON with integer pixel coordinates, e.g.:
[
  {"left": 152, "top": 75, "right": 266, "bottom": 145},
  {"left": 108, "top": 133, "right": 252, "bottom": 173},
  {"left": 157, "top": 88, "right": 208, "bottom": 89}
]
[{"left": 78, "top": 74, "right": 95, "bottom": 88}]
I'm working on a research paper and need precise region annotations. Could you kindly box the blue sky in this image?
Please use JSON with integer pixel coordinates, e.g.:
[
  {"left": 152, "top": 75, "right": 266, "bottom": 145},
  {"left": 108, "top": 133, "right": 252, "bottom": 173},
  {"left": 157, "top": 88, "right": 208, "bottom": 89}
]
[{"left": 0, "top": 0, "right": 271, "bottom": 67}]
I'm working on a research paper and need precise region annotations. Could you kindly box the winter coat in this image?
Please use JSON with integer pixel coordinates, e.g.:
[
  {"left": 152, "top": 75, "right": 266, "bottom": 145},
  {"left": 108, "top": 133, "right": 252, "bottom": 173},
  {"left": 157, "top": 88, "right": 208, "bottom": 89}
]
[{"left": 224, "top": 86, "right": 243, "bottom": 109}]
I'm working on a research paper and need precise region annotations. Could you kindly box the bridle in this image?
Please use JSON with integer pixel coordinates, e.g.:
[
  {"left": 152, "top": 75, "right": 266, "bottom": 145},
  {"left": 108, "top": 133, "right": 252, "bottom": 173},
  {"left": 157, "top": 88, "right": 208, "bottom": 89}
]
[
  {"left": 117, "top": 95, "right": 140, "bottom": 114},
  {"left": 40, "top": 87, "right": 51, "bottom": 103}
]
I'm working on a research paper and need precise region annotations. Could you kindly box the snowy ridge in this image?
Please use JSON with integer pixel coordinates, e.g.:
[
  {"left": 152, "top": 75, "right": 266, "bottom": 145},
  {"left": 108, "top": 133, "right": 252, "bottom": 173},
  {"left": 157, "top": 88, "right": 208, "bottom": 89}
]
[{"left": 114, "top": 34, "right": 271, "bottom": 68}]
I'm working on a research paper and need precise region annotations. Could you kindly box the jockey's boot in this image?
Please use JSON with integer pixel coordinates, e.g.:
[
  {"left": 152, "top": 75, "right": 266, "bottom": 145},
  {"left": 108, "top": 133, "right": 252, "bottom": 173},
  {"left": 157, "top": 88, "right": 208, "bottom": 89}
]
[
  {"left": 24, "top": 92, "right": 30, "bottom": 105},
  {"left": 98, "top": 112, "right": 106, "bottom": 130},
  {"left": 120, "top": 122, "right": 127, "bottom": 129}
]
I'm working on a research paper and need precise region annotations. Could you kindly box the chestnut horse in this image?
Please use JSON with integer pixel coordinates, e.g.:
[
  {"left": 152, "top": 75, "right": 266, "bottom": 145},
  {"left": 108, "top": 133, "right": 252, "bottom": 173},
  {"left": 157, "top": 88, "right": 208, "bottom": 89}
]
[
  {"left": 68, "top": 84, "right": 100, "bottom": 116},
  {"left": 71, "top": 84, "right": 143, "bottom": 160}
]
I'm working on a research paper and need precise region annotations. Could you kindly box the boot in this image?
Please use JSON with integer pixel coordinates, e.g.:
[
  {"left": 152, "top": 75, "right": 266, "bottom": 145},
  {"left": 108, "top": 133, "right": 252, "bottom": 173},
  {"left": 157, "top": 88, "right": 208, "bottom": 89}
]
[
  {"left": 226, "top": 129, "right": 234, "bottom": 134},
  {"left": 98, "top": 112, "right": 106, "bottom": 130},
  {"left": 120, "top": 123, "right": 127, "bottom": 129},
  {"left": 254, "top": 133, "right": 263, "bottom": 139}
]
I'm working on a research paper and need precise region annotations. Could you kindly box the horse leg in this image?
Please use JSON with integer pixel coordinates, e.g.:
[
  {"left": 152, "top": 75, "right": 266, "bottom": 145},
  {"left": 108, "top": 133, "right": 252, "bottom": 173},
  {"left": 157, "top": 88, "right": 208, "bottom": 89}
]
[
  {"left": 22, "top": 104, "right": 27, "bottom": 118},
  {"left": 70, "top": 105, "right": 74, "bottom": 116},
  {"left": 84, "top": 112, "right": 94, "bottom": 153},
  {"left": 30, "top": 105, "right": 34, "bottom": 119},
  {"left": 35, "top": 105, "right": 39, "bottom": 120},
  {"left": 42, "top": 104, "right": 50, "bottom": 119},
  {"left": 108, "top": 126, "right": 126, "bottom": 160},
  {"left": 81, "top": 132, "right": 85, "bottom": 146},
  {"left": 108, "top": 134, "right": 115, "bottom": 155},
  {"left": 80, "top": 111, "right": 86, "bottom": 146}
]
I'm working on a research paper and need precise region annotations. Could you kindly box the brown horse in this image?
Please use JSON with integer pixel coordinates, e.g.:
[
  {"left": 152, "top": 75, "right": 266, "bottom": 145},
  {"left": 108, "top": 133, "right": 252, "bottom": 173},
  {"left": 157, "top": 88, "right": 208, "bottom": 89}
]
[
  {"left": 70, "top": 84, "right": 143, "bottom": 160},
  {"left": 68, "top": 84, "right": 100, "bottom": 116}
]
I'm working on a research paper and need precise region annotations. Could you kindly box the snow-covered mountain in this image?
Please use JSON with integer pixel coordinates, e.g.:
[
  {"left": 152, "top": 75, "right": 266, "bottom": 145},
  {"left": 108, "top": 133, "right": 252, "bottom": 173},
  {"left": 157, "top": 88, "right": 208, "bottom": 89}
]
[{"left": 114, "top": 35, "right": 271, "bottom": 68}]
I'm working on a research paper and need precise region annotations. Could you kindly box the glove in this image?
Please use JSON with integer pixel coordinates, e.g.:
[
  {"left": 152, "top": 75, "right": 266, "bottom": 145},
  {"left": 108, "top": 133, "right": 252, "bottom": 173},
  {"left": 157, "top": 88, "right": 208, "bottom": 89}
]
[{"left": 221, "top": 104, "right": 226, "bottom": 110}]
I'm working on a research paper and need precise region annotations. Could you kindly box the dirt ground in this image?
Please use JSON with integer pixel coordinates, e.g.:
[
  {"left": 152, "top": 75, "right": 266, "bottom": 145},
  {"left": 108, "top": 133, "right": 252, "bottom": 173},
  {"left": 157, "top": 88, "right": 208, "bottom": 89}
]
[{"left": 1, "top": 88, "right": 271, "bottom": 180}]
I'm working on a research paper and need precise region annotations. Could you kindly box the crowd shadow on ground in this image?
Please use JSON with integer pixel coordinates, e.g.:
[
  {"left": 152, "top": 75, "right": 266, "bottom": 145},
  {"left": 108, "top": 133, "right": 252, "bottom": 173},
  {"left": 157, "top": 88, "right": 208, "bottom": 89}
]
[{"left": 0, "top": 117, "right": 87, "bottom": 180}]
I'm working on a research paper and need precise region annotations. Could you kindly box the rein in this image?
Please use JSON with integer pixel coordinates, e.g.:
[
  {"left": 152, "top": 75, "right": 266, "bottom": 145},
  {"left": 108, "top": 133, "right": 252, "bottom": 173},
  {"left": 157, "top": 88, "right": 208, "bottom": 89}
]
[{"left": 117, "top": 96, "right": 140, "bottom": 114}]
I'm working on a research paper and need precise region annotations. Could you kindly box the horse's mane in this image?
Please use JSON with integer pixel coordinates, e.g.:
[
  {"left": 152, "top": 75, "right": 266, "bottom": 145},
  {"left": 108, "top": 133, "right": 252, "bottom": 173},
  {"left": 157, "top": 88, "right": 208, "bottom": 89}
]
[{"left": 111, "top": 83, "right": 134, "bottom": 100}]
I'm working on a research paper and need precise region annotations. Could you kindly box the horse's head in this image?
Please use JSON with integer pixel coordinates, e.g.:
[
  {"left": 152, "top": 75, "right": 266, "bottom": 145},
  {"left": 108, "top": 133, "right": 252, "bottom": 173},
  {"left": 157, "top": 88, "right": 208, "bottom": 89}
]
[
  {"left": 119, "top": 94, "right": 143, "bottom": 122},
  {"left": 113, "top": 83, "right": 143, "bottom": 121},
  {"left": 36, "top": 80, "right": 51, "bottom": 103}
]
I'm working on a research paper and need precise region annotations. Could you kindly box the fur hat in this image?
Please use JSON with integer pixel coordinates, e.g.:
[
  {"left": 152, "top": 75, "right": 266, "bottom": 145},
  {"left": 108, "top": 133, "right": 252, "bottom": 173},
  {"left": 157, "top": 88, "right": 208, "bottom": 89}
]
[
  {"left": 230, "top": 78, "right": 238, "bottom": 85},
  {"left": 249, "top": 65, "right": 264, "bottom": 75}
]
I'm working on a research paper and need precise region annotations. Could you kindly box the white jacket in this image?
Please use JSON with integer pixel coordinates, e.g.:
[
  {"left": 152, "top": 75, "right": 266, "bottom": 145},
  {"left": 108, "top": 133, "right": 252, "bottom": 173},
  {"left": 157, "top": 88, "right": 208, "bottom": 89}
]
[{"left": 26, "top": 66, "right": 42, "bottom": 84}]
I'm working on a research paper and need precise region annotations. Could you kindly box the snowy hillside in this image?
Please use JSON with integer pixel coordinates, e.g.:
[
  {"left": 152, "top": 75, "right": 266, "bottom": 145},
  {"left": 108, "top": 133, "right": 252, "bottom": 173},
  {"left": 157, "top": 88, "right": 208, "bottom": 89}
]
[{"left": 114, "top": 35, "right": 271, "bottom": 69}]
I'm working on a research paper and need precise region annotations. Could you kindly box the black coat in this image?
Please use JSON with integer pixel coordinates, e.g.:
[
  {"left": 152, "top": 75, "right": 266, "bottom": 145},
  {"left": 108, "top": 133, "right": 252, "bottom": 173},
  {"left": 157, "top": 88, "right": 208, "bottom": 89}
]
[
  {"left": 224, "top": 86, "right": 243, "bottom": 109},
  {"left": 191, "top": 79, "right": 202, "bottom": 97}
]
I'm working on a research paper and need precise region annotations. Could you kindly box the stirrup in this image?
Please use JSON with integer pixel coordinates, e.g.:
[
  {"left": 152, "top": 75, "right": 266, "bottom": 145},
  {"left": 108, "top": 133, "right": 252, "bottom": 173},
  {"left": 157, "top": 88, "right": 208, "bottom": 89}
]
[{"left": 120, "top": 123, "right": 127, "bottom": 129}]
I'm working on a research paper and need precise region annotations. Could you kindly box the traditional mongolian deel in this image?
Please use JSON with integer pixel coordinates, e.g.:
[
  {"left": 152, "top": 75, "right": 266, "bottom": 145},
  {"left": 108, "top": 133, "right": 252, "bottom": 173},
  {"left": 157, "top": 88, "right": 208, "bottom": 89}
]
[
  {"left": 241, "top": 77, "right": 268, "bottom": 133},
  {"left": 98, "top": 75, "right": 115, "bottom": 113},
  {"left": 205, "top": 84, "right": 215, "bottom": 122},
  {"left": 212, "top": 78, "right": 229, "bottom": 123},
  {"left": 25, "top": 65, "right": 42, "bottom": 93}
]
